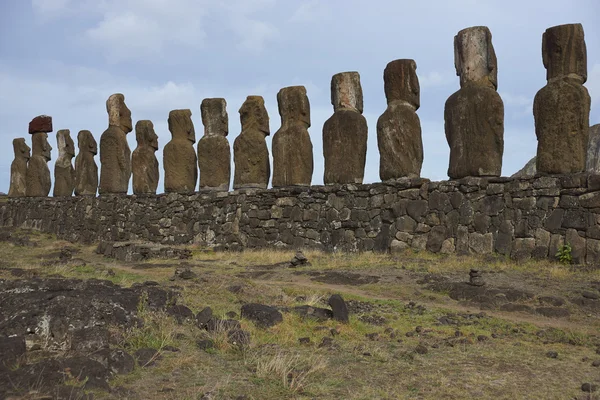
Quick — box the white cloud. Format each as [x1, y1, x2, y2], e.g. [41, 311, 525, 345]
[499, 92, 533, 119]
[31, 0, 73, 18]
[289, 0, 330, 23]
[419, 71, 453, 88]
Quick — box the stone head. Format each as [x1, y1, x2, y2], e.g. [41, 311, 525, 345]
[384, 59, 420, 109]
[57, 129, 75, 159]
[239, 96, 270, 136]
[136, 120, 159, 150]
[78, 130, 97, 155]
[106, 93, 133, 133]
[13, 138, 30, 161]
[331, 72, 363, 113]
[454, 26, 497, 89]
[201, 98, 229, 137]
[32, 132, 52, 161]
[168, 109, 196, 143]
[542, 23, 587, 82]
[277, 86, 310, 128]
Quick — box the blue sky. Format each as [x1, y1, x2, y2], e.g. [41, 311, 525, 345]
[0, 0, 599, 193]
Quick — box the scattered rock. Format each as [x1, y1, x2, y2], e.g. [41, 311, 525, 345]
[167, 305, 194, 324]
[0, 336, 26, 367]
[196, 307, 214, 328]
[365, 333, 380, 341]
[290, 305, 334, 321]
[328, 294, 349, 323]
[538, 296, 565, 307]
[592, 360, 600, 367]
[228, 285, 243, 294]
[468, 269, 485, 286]
[134, 348, 161, 367]
[581, 383, 598, 393]
[206, 319, 241, 332]
[546, 351, 558, 359]
[477, 335, 489, 342]
[173, 267, 197, 280]
[298, 337, 311, 345]
[415, 344, 428, 354]
[227, 330, 251, 347]
[318, 337, 335, 349]
[241, 303, 283, 328]
[290, 251, 309, 267]
[196, 339, 214, 351]
[582, 291, 600, 300]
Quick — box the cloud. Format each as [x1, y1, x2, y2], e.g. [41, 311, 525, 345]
[31, 0, 73, 18]
[419, 71, 454, 88]
[499, 92, 533, 119]
[289, 0, 330, 23]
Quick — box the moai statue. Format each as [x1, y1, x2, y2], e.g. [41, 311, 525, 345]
[377, 60, 423, 180]
[99, 93, 132, 194]
[272, 86, 313, 187]
[323, 72, 368, 184]
[164, 109, 197, 194]
[26, 115, 53, 197]
[233, 96, 270, 189]
[534, 24, 590, 174]
[197, 98, 230, 191]
[8, 138, 30, 197]
[74, 130, 98, 196]
[587, 124, 600, 173]
[132, 120, 159, 194]
[444, 26, 504, 178]
[53, 129, 76, 197]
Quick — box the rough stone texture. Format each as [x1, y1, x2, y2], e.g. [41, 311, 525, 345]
[323, 72, 368, 185]
[445, 26, 504, 178]
[535, 24, 590, 174]
[164, 109, 197, 194]
[28, 115, 53, 134]
[272, 86, 313, 187]
[198, 98, 230, 191]
[26, 132, 52, 197]
[132, 120, 159, 195]
[233, 96, 270, 189]
[240, 303, 283, 328]
[53, 130, 76, 197]
[8, 138, 30, 197]
[99, 94, 133, 195]
[377, 59, 423, 180]
[74, 130, 98, 196]
[328, 294, 349, 323]
[3, 175, 600, 264]
[587, 124, 600, 173]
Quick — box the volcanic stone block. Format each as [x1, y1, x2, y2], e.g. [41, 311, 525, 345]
[26, 119, 53, 197]
[198, 98, 230, 191]
[74, 130, 98, 196]
[323, 72, 368, 184]
[28, 115, 52, 134]
[445, 26, 504, 178]
[233, 96, 270, 189]
[164, 109, 197, 194]
[534, 24, 590, 174]
[272, 86, 313, 187]
[8, 138, 30, 197]
[132, 120, 159, 195]
[53, 130, 76, 197]
[99, 94, 133, 194]
[377, 59, 423, 180]
[587, 124, 600, 173]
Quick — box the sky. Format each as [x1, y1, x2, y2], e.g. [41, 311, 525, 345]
[0, 0, 599, 194]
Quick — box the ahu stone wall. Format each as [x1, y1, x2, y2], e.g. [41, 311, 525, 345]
[3, 174, 600, 264]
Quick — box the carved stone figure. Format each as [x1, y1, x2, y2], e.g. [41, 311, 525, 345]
[26, 115, 53, 197]
[74, 130, 98, 196]
[233, 96, 270, 189]
[377, 59, 423, 180]
[132, 120, 159, 195]
[197, 98, 230, 191]
[164, 109, 197, 194]
[445, 26, 504, 178]
[53, 130, 76, 197]
[272, 86, 313, 187]
[99, 93, 132, 194]
[534, 23, 590, 174]
[587, 124, 600, 173]
[8, 138, 30, 197]
[323, 72, 368, 184]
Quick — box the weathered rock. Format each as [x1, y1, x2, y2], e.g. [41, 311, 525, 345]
[26, 127, 53, 197]
[272, 86, 313, 187]
[99, 94, 133, 194]
[469, 269, 485, 286]
[535, 24, 590, 174]
[377, 59, 423, 180]
[198, 98, 230, 191]
[587, 124, 600, 173]
[445, 26, 504, 178]
[511, 156, 536, 178]
[164, 109, 197, 194]
[323, 72, 368, 184]
[328, 294, 349, 323]
[53, 129, 76, 197]
[134, 347, 161, 367]
[132, 120, 159, 195]
[8, 138, 30, 197]
[74, 130, 98, 196]
[240, 303, 283, 328]
[0, 336, 26, 367]
[28, 114, 52, 133]
[233, 96, 270, 189]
